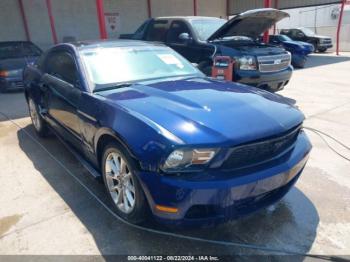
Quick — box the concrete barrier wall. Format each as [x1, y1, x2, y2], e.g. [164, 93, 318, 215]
[197, 0, 226, 18]
[50, 0, 100, 44]
[22, 0, 54, 50]
[104, 0, 148, 37]
[0, 0, 26, 41]
[151, 0, 193, 17]
[0, 0, 225, 49]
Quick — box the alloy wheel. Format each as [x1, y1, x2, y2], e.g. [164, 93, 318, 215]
[29, 99, 41, 131]
[105, 152, 136, 214]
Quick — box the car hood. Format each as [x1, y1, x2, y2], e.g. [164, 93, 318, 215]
[311, 34, 331, 39]
[208, 8, 289, 41]
[224, 44, 286, 55]
[0, 56, 38, 70]
[99, 78, 304, 145]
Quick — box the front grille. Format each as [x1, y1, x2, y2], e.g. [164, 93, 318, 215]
[321, 38, 332, 44]
[258, 54, 291, 73]
[14, 81, 24, 88]
[222, 126, 301, 170]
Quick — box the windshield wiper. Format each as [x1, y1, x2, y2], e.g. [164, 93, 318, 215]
[93, 82, 133, 93]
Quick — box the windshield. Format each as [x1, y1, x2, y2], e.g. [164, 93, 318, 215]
[300, 28, 315, 37]
[278, 35, 292, 42]
[80, 46, 202, 90]
[0, 42, 42, 59]
[190, 18, 226, 41]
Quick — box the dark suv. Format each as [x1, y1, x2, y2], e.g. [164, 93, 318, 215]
[120, 9, 293, 92]
[280, 28, 333, 53]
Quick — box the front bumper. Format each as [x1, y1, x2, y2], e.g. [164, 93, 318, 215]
[138, 131, 311, 226]
[234, 66, 293, 92]
[318, 43, 333, 49]
[0, 76, 24, 91]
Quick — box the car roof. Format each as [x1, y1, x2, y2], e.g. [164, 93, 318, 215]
[67, 39, 166, 50]
[155, 16, 225, 21]
[0, 41, 33, 45]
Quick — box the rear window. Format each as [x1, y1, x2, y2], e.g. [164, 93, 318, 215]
[0, 42, 42, 59]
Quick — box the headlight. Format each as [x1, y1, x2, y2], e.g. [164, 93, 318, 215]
[163, 148, 217, 171]
[0, 70, 9, 77]
[238, 56, 257, 70]
[0, 69, 21, 77]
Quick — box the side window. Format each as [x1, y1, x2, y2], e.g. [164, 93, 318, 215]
[290, 30, 302, 38]
[134, 19, 149, 35]
[167, 21, 192, 44]
[46, 52, 79, 85]
[281, 30, 291, 37]
[145, 20, 169, 42]
[295, 30, 305, 38]
[22, 43, 42, 56]
[270, 36, 278, 43]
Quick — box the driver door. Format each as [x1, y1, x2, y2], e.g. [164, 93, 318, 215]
[166, 20, 199, 63]
[291, 29, 307, 42]
[42, 50, 82, 148]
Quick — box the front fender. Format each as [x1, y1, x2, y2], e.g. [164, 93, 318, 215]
[93, 102, 181, 172]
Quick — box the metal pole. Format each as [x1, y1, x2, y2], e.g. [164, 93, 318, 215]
[147, 0, 152, 18]
[46, 0, 58, 44]
[263, 0, 271, 43]
[18, 0, 30, 41]
[193, 0, 197, 16]
[273, 0, 279, 34]
[336, 0, 346, 55]
[226, 0, 230, 19]
[96, 0, 107, 39]
[314, 7, 318, 34]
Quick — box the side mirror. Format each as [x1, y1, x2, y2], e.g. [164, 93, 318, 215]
[297, 32, 304, 38]
[179, 32, 192, 43]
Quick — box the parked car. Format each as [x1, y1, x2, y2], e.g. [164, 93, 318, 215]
[0, 41, 42, 92]
[121, 9, 293, 92]
[268, 35, 314, 68]
[23, 40, 311, 226]
[280, 28, 333, 53]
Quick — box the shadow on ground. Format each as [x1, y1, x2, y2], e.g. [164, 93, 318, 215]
[16, 124, 320, 258]
[303, 54, 350, 69]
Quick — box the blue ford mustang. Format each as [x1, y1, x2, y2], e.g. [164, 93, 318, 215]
[23, 40, 311, 226]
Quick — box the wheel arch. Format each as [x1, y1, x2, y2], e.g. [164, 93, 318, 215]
[94, 128, 139, 170]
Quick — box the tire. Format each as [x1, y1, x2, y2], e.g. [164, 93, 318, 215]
[101, 141, 147, 224]
[312, 42, 318, 53]
[292, 56, 306, 68]
[318, 47, 327, 53]
[28, 97, 49, 137]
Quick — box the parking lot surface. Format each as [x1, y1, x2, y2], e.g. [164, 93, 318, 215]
[0, 53, 350, 257]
